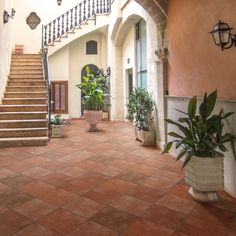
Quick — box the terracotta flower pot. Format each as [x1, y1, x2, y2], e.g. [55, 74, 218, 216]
[84, 110, 102, 131]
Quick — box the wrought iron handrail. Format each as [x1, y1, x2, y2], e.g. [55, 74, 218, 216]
[42, 26, 52, 139]
[43, 0, 111, 46]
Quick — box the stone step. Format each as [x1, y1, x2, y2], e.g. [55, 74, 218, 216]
[12, 54, 41, 59]
[0, 111, 47, 120]
[0, 136, 48, 147]
[0, 127, 48, 138]
[11, 65, 43, 70]
[10, 70, 43, 75]
[4, 92, 46, 98]
[2, 98, 47, 105]
[8, 81, 46, 86]
[9, 74, 44, 79]
[0, 104, 47, 112]
[6, 86, 46, 92]
[11, 61, 42, 66]
[8, 78, 44, 82]
[0, 119, 48, 128]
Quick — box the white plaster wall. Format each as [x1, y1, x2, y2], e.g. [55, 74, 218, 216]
[122, 26, 135, 118]
[0, 0, 13, 99]
[166, 96, 236, 197]
[59, 32, 107, 118]
[11, 0, 85, 53]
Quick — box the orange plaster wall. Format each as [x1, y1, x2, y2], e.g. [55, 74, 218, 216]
[168, 0, 236, 100]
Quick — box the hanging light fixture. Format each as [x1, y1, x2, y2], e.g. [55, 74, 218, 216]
[57, 0, 62, 6]
[210, 20, 236, 51]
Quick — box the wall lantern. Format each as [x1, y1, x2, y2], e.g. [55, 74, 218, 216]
[210, 20, 236, 50]
[3, 8, 16, 24]
[107, 67, 111, 76]
[57, 0, 62, 6]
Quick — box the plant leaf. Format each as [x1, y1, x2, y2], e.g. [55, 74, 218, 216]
[168, 132, 183, 139]
[188, 96, 197, 120]
[162, 142, 173, 154]
[176, 149, 187, 161]
[183, 152, 192, 167]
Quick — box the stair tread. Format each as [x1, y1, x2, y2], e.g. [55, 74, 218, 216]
[3, 98, 46, 100]
[0, 119, 48, 123]
[5, 92, 46, 93]
[0, 111, 47, 114]
[0, 137, 49, 141]
[0, 104, 47, 107]
[0, 127, 47, 131]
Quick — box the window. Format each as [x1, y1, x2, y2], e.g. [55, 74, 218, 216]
[51, 81, 68, 114]
[86, 40, 97, 54]
[135, 19, 147, 89]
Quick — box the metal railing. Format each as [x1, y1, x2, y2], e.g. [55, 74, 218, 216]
[43, 0, 111, 46]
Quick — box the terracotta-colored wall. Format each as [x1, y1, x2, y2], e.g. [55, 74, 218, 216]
[168, 0, 236, 100]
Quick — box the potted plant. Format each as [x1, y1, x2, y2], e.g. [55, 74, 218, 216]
[76, 66, 105, 131]
[51, 114, 70, 138]
[126, 88, 155, 146]
[162, 90, 236, 202]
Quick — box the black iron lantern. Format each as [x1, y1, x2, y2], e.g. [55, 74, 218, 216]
[57, 0, 62, 6]
[106, 66, 111, 76]
[210, 20, 236, 50]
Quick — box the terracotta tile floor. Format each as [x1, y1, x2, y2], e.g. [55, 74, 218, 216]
[0, 120, 236, 236]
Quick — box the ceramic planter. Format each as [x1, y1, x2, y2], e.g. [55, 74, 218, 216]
[51, 124, 63, 138]
[135, 127, 155, 146]
[84, 110, 102, 131]
[185, 155, 224, 202]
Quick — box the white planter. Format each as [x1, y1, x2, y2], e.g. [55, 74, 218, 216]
[51, 124, 63, 138]
[84, 110, 102, 132]
[185, 156, 224, 202]
[135, 127, 155, 146]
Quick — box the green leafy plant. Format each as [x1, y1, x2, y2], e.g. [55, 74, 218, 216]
[76, 66, 105, 110]
[51, 114, 70, 126]
[162, 90, 236, 167]
[126, 88, 154, 131]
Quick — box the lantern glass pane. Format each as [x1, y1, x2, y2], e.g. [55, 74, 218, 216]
[220, 31, 230, 44]
[212, 31, 220, 45]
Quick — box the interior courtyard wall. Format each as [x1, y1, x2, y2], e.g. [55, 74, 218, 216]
[0, 0, 13, 99]
[109, 0, 167, 147]
[11, 0, 81, 53]
[167, 0, 236, 197]
[68, 32, 107, 118]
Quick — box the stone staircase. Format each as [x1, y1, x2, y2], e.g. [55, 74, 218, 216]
[0, 54, 49, 147]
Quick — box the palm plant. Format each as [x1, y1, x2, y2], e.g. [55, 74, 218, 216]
[76, 66, 105, 110]
[162, 90, 236, 167]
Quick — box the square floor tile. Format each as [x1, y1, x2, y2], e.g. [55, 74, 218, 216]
[0, 190, 34, 208]
[127, 185, 164, 203]
[100, 178, 137, 194]
[0, 210, 33, 236]
[117, 171, 148, 184]
[84, 186, 121, 204]
[156, 194, 197, 214]
[109, 195, 152, 216]
[91, 206, 137, 232]
[19, 181, 55, 196]
[142, 177, 176, 192]
[0, 167, 14, 179]
[67, 221, 118, 236]
[12, 223, 60, 236]
[57, 166, 87, 178]
[143, 205, 186, 230]
[14, 198, 57, 220]
[0, 173, 34, 188]
[65, 196, 105, 218]
[40, 188, 78, 207]
[0, 183, 11, 194]
[38, 208, 86, 235]
[40, 173, 72, 187]
[22, 167, 53, 179]
[124, 219, 174, 236]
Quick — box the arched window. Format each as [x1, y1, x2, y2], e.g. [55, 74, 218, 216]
[86, 40, 98, 54]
